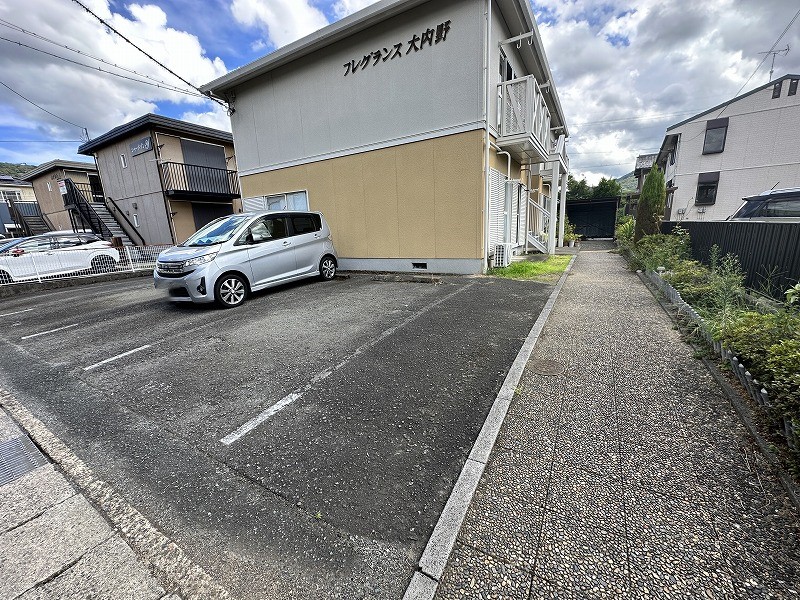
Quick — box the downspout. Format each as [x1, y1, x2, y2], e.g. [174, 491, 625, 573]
[483, 0, 492, 272]
[490, 142, 511, 179]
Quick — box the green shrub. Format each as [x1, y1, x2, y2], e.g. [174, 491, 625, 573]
[615, 219, 635, 251]
[663, 260, 714, 306]
[766, 339, 800, 418]
[717, 311, 800, 382]
[629, 231, 691, 271]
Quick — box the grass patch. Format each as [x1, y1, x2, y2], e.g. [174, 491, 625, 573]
[487, 255, 571, 280]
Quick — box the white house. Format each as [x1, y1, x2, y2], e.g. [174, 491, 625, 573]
[657, 74, 800, 221]
[202, 0, 569, 274]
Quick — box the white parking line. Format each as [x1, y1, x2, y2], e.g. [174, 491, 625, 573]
[83, 345, 152, 372]
[0, 308, 34, 318]
[21, 323, 80, 340]
[220, 282, 475, 446]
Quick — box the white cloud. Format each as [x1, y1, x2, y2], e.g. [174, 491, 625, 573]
[0, 0, 228, 163]
[535, 0, 800, 183]
[230, 0, 329, 48]
[180, 105, 232, 132]
[332, 0, 380, 19]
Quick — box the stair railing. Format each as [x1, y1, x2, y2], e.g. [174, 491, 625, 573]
[62, 179, 114, 240]
[5, 195, 46, 236]
[104, 197, 146, 246]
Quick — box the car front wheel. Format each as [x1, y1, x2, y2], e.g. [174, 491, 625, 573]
[215, 273, 247, 308]
[0, 270, 12, 284]
[319, 255, 337, 281]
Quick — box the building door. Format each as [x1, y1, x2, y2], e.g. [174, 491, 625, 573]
[180, 139, 228, 193]
[192, 203, 233, 231]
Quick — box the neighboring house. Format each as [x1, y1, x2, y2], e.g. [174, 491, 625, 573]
[78, 114, 240, 245]
[657, 74, 800, 221]
[0, 174, 39, 237]
[21, 160, 101, 232]
[201, 0, 569, 274]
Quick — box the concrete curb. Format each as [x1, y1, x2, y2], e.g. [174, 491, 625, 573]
[403, 255, 577, 600]
[0, 389, 231, 600]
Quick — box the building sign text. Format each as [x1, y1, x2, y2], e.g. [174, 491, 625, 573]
[343, 20, 451, 77]
[130, 136, 153, 156]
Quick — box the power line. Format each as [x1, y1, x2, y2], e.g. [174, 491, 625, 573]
[0, 18, 206, 98]
[0, 37, 209, 99]
[0, 140, 84, 143]
[0, 81, 88, 140]
[68, 0, 230, 113]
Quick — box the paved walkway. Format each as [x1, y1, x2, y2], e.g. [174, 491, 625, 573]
[435, 241, 800, 599]
[0, 408, 176, 600]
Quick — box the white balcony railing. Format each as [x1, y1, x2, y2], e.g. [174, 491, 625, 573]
[498, 76, 551, 152]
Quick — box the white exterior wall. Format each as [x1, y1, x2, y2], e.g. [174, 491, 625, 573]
[669, 81, 800, 221]
[231, 0, 485, 176]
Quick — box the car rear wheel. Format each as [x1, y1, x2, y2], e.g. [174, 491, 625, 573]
[319, 255, 337, 281]
[215, 273, 247, 308]
[0, 270, 12, 284]
[91, 255, 116, 273]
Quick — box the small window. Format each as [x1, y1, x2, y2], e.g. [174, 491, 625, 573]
[773, 81, 783, 98]
[291, 215, 316, 235]
[120, 154, 128, 168]
[789, 79, 798, 96]
[46, 181, 52, 192]
[133, 214, 139, 227]
[702, 118, 728, 154]
[695, 172, 720, 205]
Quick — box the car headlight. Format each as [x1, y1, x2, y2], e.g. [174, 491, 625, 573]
[184, 252, 218, 268]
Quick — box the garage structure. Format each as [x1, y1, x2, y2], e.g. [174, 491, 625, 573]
[202, 0, 569, 274]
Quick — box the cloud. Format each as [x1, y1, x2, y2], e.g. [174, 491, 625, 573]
[0, 0, 228, 164]
[230, 0, 329, 48]
[534, 0, 800, 183]
[331, 0, 379, 19]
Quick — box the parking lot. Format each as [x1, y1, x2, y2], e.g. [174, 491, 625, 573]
[0, 273, 553, 599]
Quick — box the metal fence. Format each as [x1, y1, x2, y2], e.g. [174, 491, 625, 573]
[661, 220, 800, 298]
[0, 245, 170, 286]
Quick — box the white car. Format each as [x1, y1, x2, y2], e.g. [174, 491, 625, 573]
[0, 233, 120, 284]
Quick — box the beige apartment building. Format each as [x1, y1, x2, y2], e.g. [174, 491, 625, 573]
[21, 160, 100, 232]
[202, 0, 569, 273]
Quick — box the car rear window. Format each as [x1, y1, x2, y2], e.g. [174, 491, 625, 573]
[761, 198, 800, 217]
[292, 215, 317, 235]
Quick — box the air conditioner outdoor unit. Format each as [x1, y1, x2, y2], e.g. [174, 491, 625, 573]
[494, 243, 513, 268]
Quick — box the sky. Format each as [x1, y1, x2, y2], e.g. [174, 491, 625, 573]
[1, 0, 799, 184]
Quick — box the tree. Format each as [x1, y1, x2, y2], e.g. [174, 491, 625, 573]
[566, 174, 592, 201]
[592, 176, 622, 199]
[633, 164, 666, 242]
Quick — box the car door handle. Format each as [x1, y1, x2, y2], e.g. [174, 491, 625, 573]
[282, 241, 291, 246]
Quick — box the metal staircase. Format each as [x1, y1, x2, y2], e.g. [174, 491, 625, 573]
[6, 197, 52, 236]
[526, 193, 551, 254]
[62, 179, 138, 246]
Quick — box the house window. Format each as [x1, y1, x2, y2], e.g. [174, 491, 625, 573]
[133, 214, 139, 227]
[773, 81, 782, 98]
[46, 181, 52, 192]
[265, 191, 309, 211]
[695, 172, 720, 205]
[789, 79, 798, 96]
[120, 154, 128, 169]
[702, 118, 728, 154]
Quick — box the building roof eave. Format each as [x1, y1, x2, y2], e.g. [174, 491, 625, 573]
[20, 159, 98, 181]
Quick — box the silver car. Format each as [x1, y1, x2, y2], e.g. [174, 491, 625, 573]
[154, 211, 338, 307]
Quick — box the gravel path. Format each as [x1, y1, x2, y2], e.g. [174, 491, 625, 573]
[434, 241, 800, 599]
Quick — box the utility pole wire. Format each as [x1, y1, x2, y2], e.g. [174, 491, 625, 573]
[0, 80, 88, 140]
[69, 0, 229, 112]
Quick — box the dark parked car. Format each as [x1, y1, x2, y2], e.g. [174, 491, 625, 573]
[729, 188, 800, 222]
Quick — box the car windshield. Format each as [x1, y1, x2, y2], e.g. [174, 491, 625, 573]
[181, 215, 250, 247]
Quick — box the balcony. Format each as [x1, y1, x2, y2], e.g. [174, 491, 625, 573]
[159, 162, 240, 201]
[496, 75, 553, 165]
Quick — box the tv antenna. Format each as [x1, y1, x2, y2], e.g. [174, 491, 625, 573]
[759, 45, 790, 80]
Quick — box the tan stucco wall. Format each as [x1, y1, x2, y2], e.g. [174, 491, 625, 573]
[169, 200, 194, 243]
[240, 130, 485, 260]
[29, 168, 96, 231]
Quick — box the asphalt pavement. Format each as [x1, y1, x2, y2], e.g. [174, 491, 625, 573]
[0, 272, 555, 599]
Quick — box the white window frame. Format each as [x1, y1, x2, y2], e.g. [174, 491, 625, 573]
[120, 154, 128, 169]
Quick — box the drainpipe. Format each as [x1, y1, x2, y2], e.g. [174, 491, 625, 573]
[490, 142, 511, 179]
[482, 0, 492, 272]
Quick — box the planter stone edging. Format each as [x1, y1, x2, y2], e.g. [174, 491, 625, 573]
[643, 270, 799, 452]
